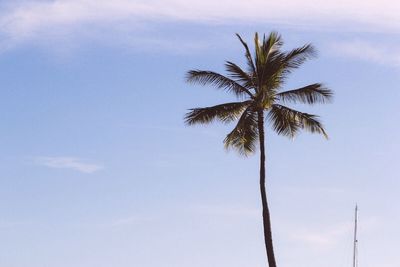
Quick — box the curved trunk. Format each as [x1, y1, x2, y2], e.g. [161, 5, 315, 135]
[257, 110, 277, 267]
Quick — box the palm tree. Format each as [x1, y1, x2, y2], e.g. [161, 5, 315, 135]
[184, 32, 333, 267]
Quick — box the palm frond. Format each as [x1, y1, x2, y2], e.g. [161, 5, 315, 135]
[283, 44, 317, 70]
[236, 33, 256, 74]
[255, 33, 286, 90]
[268, 104, 328, 138]
[263, 32, 283, 56]
[255, 32, 283, 75]
[276, 83, 333, 104]
[260, 44, 316, 92]
[224, 107, 259, 155]
[186, 70, 253, 98]
[185, 101, 251, 125]
[254, 33, 265, 72]
[262, 51, 286, 91]
[225, 61, 255, 90]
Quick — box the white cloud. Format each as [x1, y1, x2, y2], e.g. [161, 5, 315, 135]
[283, 216, 381, 249]
[2, 0, 400, 28]
[290, 222, 352, 248]
[331, 40, 400, 67]
[0, 220, 29, 228]
[106, 216, 154, 227]
[1, 0, 400, 51]
[34, 156, 103, 174]
[193, 204, 260, 219]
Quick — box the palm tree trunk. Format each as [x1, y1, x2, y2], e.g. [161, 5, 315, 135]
[257, 110, 277, 267]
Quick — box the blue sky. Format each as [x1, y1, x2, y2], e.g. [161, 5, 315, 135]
[0, 1, 400, 267]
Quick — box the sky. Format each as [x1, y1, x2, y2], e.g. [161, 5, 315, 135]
[0, 1, 399, 267]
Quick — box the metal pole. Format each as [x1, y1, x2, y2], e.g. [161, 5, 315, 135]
[353, 204, 358, 267]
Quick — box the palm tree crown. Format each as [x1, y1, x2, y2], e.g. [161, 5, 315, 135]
[185, 32, 332, 154]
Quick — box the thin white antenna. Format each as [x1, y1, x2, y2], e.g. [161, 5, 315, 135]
[353, 204, 358, 267]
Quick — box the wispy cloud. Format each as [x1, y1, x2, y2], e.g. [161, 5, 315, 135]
[290, 222, 352, 248]
[107, 216, 153, 227]
[75, 215, 154, 229]
[281, 216, 381, 249]
[331, 40, 400, 67]
[193, 204, 260, 219]
[0, 220, 30, 229]
[34, 156, 103, 174]
[1, 0, 400, 51]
